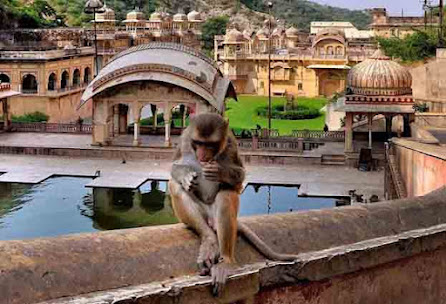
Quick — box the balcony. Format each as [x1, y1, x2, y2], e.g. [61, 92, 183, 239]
[313, 54, 346, 60]
[228, 73, 248, 80]
[46, 83, 88, 97]
[21, 89, 38, 95]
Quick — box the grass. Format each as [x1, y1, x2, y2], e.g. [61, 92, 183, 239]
[225, 95, 327, 135]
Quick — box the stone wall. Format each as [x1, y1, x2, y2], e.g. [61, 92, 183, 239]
[392, 138, 446, 197]
[411, 49, 446, 113]
[0, 187, 445, 304]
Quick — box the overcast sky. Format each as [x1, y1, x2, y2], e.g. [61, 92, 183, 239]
[310, 0, 429, 16]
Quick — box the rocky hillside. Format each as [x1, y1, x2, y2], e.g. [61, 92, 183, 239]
[2, 0, 371, 31]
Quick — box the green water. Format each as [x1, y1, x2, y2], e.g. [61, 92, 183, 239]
[0, 177, 337, 241]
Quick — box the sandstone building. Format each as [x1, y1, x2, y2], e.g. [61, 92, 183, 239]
[215, 21, 377, 97]
[0, 45, 94, 123]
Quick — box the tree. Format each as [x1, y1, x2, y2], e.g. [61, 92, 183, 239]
[200, 16, 229, 54]
[378, 30, 440, 62]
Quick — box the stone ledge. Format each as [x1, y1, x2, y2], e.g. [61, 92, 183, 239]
[0, 187, 445, 304]
[42, 222, 446, 304]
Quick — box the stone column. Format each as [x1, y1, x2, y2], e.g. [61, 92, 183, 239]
[344, 112, 353, 152]
[403, 114, 411, 137]
[385, 115, 393, 141]
[2, 99, 9, 130]
[132, 104, 141, 147]
[368, 112, 373, 149]
[164, 109, 172, 147]
[113, 105, 119, 137]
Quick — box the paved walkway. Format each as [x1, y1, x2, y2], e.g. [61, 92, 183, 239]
[0, 154, 384, 198]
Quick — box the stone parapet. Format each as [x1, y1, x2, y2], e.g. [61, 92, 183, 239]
[0, 187, 445, 303]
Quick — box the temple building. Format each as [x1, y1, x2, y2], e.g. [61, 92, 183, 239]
[215, 21, 377, 97]
[80, 43, 236, 147]
[370, 8, 439, 38]
[336, 49, 415, 155]
[94, 7, 204, 69]
[0, 45, 95, 123]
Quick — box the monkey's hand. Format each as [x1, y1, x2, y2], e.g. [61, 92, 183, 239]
[201, 161, 225, 182]
[181, 171, 198, 192]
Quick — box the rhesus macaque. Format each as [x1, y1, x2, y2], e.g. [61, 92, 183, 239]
[169, 113, 297, 296]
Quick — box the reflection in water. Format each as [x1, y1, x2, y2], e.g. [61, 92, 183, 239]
[0, 178, 338, 240]
[81, 181, 178, 230]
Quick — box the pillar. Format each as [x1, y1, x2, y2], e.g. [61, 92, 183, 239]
[113, 105, 119, 137]
[164, 109, 172, 147]
[368, 112, 373, 149]
[403, 114, 411, 137]
[132, 104, 141, 147]
[344, 112, 353, 152]
[385, 115, 393, 141]
[2, 99, 9, 130]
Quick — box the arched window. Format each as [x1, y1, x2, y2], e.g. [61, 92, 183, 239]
[0, 73, 10, 83]
[73, 69, 80, 87]
[84, 67, 91, 84]
[48, 73, 57, 91]
[22, 74, 38, 93]
[61, 70, 69, 89]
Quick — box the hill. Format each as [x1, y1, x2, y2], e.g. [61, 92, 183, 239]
[2, 0, 371, 31]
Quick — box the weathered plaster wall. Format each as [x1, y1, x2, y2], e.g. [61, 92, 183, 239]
[0, 188, 445, 304]
[1, 93, 92, 123]
[411, 49, 446, 113]
[255, 248, 446, 304]
[393, 138, 446, 197]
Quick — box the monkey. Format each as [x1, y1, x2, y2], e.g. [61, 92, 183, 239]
[168, 113, 298, 297]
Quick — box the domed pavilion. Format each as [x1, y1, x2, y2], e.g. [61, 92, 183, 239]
[336, 49, 415, 153]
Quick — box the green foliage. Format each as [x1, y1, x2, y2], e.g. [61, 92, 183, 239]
[201, 16, 229, 53]
[225, 95, 327, 134]
[12, 111, 49, 122]
[0, 0, 58, 29]
[413, 103, 429, 113]
[257, 104, 320, 120]
[140, 113, 164, 126]
[241, 0, 371, 31]
[378, 30, 441, 62]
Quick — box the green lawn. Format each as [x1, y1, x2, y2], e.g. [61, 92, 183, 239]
[225, 95, 327, 135]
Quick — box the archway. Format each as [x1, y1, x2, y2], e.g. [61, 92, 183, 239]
[22, 74, 38, 93]
[84, 67, 91, 84]
[318, 70, 345, 97]
[0, 73, 10, 83]
[61, 71, 69, 89]
[73, 69, 81, 87]
[171, 104, 193, 128]
[48, 73, 57, 91]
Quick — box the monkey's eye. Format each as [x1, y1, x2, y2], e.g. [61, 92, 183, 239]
[192, 140, 220, 150]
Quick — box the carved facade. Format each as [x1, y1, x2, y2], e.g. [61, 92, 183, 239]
[94, 6, 204, 68]
[215, 21, 377, 97]
[0, 46, 95, 123]
[80, 43, 235, 147]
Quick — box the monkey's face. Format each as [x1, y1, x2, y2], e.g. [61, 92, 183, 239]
[192, 138, 221, 162]
[190, 113, 229, 162]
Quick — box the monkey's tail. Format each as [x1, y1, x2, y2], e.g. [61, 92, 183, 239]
[238, 222, 298, 261]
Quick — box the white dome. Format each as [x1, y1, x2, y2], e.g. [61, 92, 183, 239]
[187, 10, 202, 21]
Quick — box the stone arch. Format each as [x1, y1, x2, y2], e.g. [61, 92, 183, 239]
[22, 74, 38, 93]
[0, 73, 10, 83]
[61, 70, 70, 89]
[318, 70, 345, 97]
[48, 73, 57, 91]
[84, 67, 91, 83]
[81, 43, 236, 147]
[170, 103, 194, 128]
[73, 69, 81, 86]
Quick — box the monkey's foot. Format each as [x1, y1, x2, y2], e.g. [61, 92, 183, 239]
[211, 261, 238, 297]
[197, 236, 219, 276]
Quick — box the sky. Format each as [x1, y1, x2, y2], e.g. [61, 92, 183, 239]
[310, 0, 429, 16]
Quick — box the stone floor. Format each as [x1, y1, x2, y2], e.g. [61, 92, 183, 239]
[0, 154, 384, 198]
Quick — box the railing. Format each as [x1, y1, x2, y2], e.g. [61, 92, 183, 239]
[291, 130, 344, 141]
[46, 83, 88, 96]
[385, 143, 407, 199]
[10, 122, 92, 134]
[237, 137, 323, 152]
[21, 89, 38, 94]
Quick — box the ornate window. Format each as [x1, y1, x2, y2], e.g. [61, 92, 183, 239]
[22, 74, 38, 94]
[48, 73, 57, 91]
